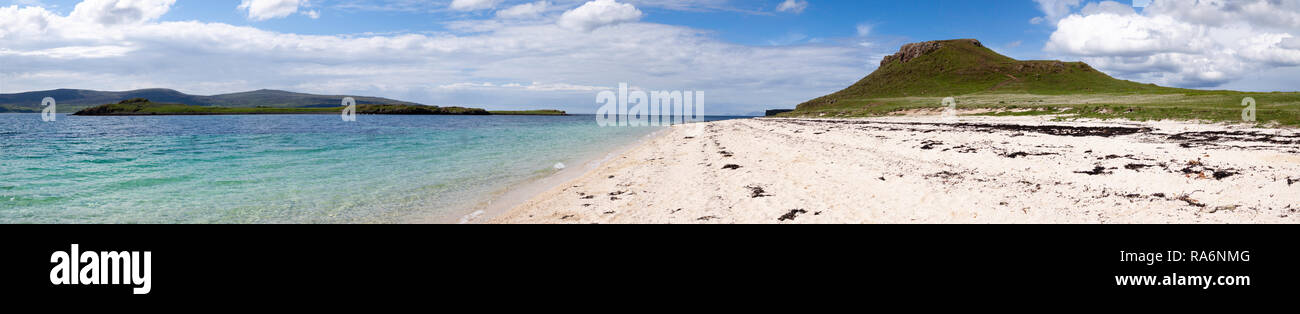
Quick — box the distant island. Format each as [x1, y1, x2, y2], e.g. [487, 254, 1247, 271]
[72, 98, 565, 116]
[0, 88, 565, 116]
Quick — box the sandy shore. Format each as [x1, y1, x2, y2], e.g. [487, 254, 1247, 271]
[450, 128, 667, 224]
[493, 115, 1300, 224]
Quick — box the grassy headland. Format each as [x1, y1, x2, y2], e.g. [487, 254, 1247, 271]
[785, 39, 1300, 126]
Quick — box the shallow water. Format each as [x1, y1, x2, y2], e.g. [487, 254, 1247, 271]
[0, 113, 743, 223]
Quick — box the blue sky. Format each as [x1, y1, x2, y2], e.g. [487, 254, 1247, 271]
[20, 0, 1056, 57]
[3, 0, 1299, 114]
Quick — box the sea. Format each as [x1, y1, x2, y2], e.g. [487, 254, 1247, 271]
[0, 113, 750, 223]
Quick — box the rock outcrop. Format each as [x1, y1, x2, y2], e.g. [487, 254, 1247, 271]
[765, 109, 794, 116]
[880, 39, 983, 67]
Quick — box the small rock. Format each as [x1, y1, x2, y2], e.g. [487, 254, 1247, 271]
[778, 209, 809, 221]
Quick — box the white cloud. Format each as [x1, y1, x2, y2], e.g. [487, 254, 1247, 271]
[0, 5, 57, 38]
[626, 0, 739, 13]
[775, 0, 806, 14]
[855, 23, 871, 37]
[439, 81, 608, 92]
[0, 0, 872, 114]
[70, 0, 174, 25]
[497, 1, 550, 19]
[0, 45, 135, 59]
[1030, 0, 1081, 24]
[1078, 0, 1134, 16]
[766, 32, 807, 46]
[1044, 0, 1300, 88]
[1283, 37, 1300, 50]
[450, 0, 502, 11]
[238, 0, 303, 21]
[558, 0, 642, 32]
[1144, 0, 1300, 31]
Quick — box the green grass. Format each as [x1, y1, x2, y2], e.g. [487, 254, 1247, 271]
[786, 39, 1300, 126]
[0, 105, 38, 113]
[787, 93, 1300, 126]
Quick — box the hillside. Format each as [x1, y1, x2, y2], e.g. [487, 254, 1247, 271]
[0, 88, 421, 112]
[788, 39, 1300, 126]
[73, 98, 491, 116]
[797, 39, 1184, 111]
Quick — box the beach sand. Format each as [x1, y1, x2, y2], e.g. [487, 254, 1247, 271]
[492, 115, 1300, 224]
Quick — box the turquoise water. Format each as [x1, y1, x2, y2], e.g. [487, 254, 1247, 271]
[0, 113, 694, 223]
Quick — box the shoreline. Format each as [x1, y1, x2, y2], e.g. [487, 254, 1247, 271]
[493, 115, 1300, 224]
[446, 126, 671, 224]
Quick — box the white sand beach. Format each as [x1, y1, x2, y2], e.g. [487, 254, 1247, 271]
[493, 115, 1300, 224]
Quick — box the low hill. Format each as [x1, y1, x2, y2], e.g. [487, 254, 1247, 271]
[0, 88, 421, 112]
[73, 98, 491, 116]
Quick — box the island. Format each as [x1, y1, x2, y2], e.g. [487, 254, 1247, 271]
[72, 98, 566, 116]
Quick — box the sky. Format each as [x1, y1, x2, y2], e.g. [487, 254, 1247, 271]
[1, 0, 1298, 115]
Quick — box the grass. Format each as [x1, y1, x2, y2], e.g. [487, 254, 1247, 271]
[0, 105, 38, 113]
[787, 92, 1300, 126]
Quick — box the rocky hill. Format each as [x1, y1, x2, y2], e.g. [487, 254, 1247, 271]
[795, 39, 1183, 112]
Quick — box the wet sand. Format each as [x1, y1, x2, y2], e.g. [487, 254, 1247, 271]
[493, 115, 1300, 224]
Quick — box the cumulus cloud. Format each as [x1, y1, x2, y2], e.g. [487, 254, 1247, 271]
[450, 0, 503, 11]
[558, 0, 642, 32]
[0, 6, 57, 38]
[497, 1, 550, 19]
[1044, 0, 1300, 88]
[0, 0, 871, 114]
[238, 0, 304, 21]
[70, 0, 174, 25]
[775, 0, 806, 14]
[1078, 0, 1134, 16]
[1144, 0, 1300, 31]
